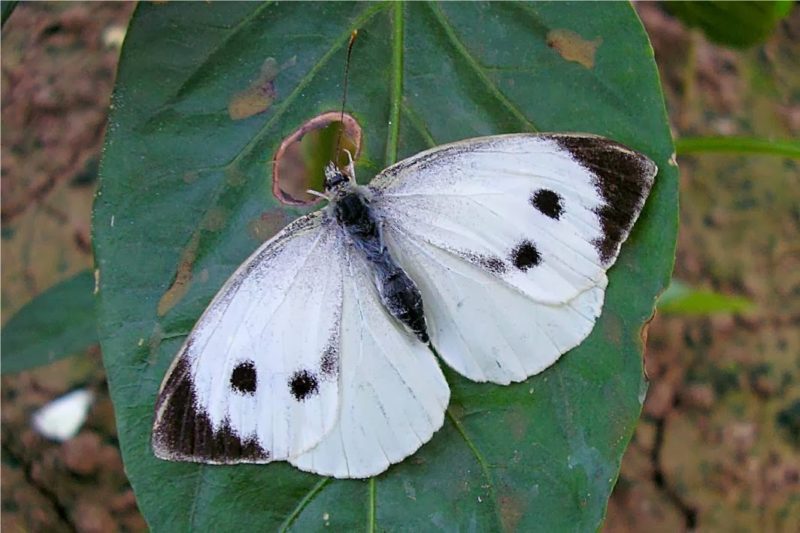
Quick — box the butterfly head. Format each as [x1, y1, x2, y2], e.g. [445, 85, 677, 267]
[324, 161, 353, 194]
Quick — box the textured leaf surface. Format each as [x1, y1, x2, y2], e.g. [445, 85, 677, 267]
[94, 2, 677, 531]
[1, 270, 96, 374]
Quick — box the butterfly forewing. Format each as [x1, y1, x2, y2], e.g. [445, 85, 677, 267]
[370, 134, 656, 304]
[152, 213, 345, 463]
[369, 133, 656, 384]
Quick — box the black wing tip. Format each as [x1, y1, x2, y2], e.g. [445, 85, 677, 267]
[553, 134, 658, 265]
[152, 357, 271, 464]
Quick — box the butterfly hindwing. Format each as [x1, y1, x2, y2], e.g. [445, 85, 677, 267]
[290, 247, 450, 478]
[152, 213, 345, 463]
[387, 230, 608, 384]
[370, 133, 656, 384]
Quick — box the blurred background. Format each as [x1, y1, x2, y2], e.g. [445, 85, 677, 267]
[1, 2, 798, 531]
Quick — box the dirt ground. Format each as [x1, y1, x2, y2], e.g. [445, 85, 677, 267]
[1, 3, 798, 532]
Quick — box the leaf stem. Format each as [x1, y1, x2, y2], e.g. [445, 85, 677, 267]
[401, 102, 437, 148]
[367, 477, 376, 533]
[675, 136, 800, 158]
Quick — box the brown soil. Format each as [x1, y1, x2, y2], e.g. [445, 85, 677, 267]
[1, 2, 798, 531]
[604, 4, 800, 532]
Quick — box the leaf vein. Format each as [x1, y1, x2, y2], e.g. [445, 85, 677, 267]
[278, 477, 332, 532]
[400, 102, 437, 149]
[228, 3, 389, 169]
[385, 2, 404, 166]
[445, 410, 505, 531]
[427, 3, 537, 133]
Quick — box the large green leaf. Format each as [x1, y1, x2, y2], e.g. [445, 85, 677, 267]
[94, 2, 677, 530]
[1, 270, 97, 374]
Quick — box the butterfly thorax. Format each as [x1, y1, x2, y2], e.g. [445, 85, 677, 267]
[327, 172, 429, 344]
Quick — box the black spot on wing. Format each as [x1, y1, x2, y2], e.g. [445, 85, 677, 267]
[554, 135, 656, 265]
[230, 361, 257, 395]
[531, 189, 564, 220]
[289, 369, 319, 401]
[511, 240, 541, 271]
[153, 357, 270, 462]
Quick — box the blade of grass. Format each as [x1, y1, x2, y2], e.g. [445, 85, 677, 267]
[676, 136, 800, 159]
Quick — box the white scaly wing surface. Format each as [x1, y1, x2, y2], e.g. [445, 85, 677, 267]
[370, 133, 656, 384]
[153, 212, 345, 463]
[290, 247, 450, 478]
[389, 231, 606, 384]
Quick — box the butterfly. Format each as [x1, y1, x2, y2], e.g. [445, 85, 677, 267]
[152, 133, 657, 478]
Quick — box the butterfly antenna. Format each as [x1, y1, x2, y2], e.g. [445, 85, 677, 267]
[334, 29, 359, 171]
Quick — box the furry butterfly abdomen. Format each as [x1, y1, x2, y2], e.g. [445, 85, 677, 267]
[152, 133, 657, 478]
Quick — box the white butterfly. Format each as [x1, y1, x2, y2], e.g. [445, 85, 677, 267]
[152, 133, 657, 478]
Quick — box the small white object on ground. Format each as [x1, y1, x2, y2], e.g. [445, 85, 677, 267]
[31, 388, 94, 442]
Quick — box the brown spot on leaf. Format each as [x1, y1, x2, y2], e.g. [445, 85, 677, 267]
[273, 112, 362, 206]
[603, 312, 623, 346]
[546, 29, 602, 69]
[504, 407, 529, 441]
[203, 207, 227, 232]
[247, 211, 288, 242]
[228, 56, 296, 120]
[157, 232, 200, 317]
[225, 166, 248, 188]
[498, 491, 525, 531]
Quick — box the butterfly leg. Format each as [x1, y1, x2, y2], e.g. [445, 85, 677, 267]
[343, 149, 356, 182]
[306, 189, 331, 201]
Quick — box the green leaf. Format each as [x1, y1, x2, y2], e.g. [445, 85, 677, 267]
[666, 1, 794, 48]
[1, 270, 97, 374]
[657, 280, 754, 316]
[675, 136, 800, 159]
[1, 1, 19, 29]
[94, 2, 677, 530]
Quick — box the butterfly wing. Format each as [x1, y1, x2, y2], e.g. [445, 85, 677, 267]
[369, 133, 657, 384]
[290, 246, 450, 478]
[152, 213, 345, 463]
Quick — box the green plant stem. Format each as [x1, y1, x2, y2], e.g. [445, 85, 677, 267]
[676, 137, 800, 159]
